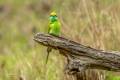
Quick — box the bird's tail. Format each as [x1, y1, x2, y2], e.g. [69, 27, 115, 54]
[46, 47, 52, 64]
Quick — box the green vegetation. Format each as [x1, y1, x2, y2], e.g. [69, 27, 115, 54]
[0, 0, 120, 80]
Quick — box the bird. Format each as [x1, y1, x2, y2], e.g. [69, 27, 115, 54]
[46, 11, 61, 64]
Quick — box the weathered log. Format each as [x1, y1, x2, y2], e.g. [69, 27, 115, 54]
[34, 33, 120, 73]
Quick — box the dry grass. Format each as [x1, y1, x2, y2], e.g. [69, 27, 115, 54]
[0, 0, 120, 80]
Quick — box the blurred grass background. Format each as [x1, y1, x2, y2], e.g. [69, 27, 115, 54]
[0, 0, 120, 80]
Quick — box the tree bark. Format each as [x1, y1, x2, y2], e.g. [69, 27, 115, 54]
[34, 33, 120, 80]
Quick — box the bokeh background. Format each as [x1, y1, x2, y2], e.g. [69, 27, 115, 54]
[0, 0, 120, 80]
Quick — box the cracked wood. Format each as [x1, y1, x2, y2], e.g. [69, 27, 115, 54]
[34, 33, 120, 72]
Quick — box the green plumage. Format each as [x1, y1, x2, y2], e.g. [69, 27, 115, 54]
[46, 12, 61, 64]
[48, 21, 61, 36]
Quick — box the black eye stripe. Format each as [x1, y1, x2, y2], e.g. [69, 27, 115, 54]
[50, 15, 57, 17]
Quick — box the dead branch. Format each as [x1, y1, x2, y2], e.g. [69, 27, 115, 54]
[34, 33, 120, 73]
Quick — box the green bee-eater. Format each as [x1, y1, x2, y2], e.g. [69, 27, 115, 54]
[46, 11, 61, 64]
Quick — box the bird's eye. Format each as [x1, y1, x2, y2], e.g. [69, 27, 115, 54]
[53, 16, 57, 19]
[54, 15, 57, 17]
